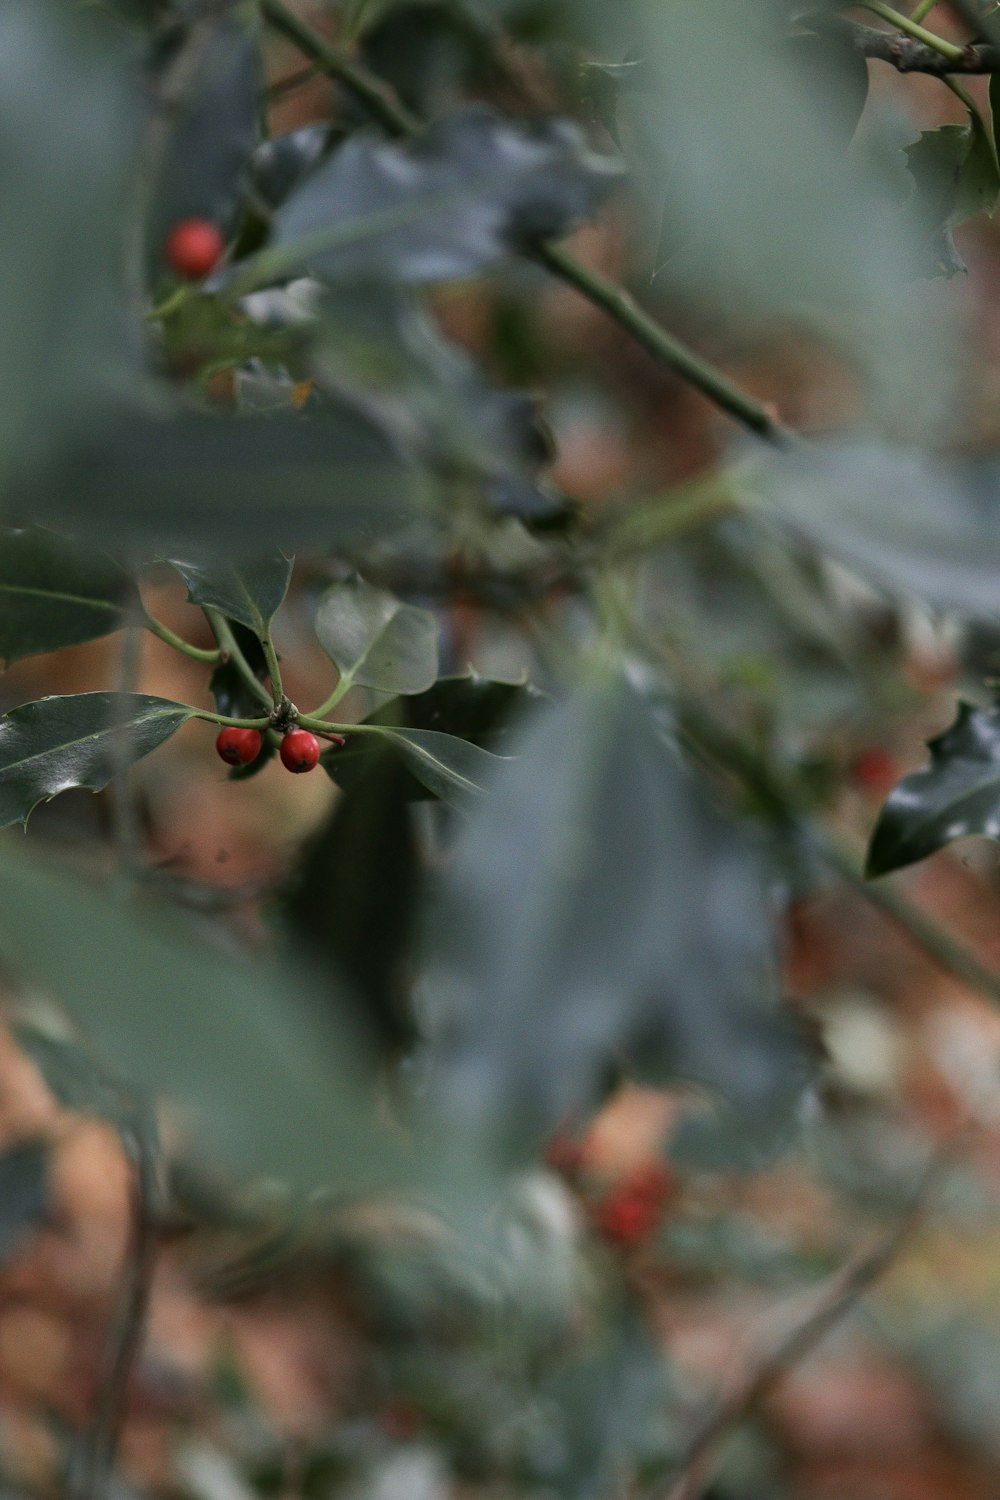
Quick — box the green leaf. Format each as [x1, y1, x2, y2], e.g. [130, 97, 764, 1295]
[314, 575, 439, 695]
[271, 105, 621, 285]
[866, 701, 1000, 876]
[904, 107, 1000, 275]
[283, 751, 421, 1056]
[170, 550, 292, 635]
[11, 408, 428, 556]
[324, 672, 542, 799]
[0, 846, 409, 1193]
[420, 679, 809, 1166]
[0, 527, 130, 666]
[0, 1140, 48, 1267]
[0, 692, 193, 828]
[751, 439, 1000, 620]
[0, 3, 142, 495]
[370, 727, 501, 806]
[148, 15, 262, 265]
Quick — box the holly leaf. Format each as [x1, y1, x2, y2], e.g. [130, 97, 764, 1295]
[0, 847, 409, 1194]
[283, 750, 421, 1056]
[904, 105, 1000, 275]
[374, 727, 500, 804]
[250, 125, 335, 212]
[0, 526, 130, 666]
[419, 678, 810, 1167]
[147, 14, 262, 266]
[314, 574, 439, 696]
[272, 105, 621, 284]
[324, 672, 542, 798]
[169, 550, 292, 635]
[0, 693, 193, 828]
[867, 700, 1000, 875]
[12, 407, 427, 555]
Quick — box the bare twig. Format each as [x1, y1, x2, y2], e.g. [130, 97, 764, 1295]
[832, 17, 1000, 73]
[655, 1134, 962, 1500]
[72, 1110, 161, 1500]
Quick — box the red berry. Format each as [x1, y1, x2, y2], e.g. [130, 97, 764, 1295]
[163, 218, 225, 280]
[850, 747, 899, 797]
[593, 1190, 658, 1247]
[623, 1161, 675, 1209]
[280, 728, 321, 774]
[215, 727, 262, 767]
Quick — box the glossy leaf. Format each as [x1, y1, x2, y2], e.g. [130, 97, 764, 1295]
[0, 3, 141, 496]
[273, 105, 621, 284]
[316, 289, 568, 526]
[904, 106, 1000, 276]
[0, 527, 130, 666]
[0, 1140, 48, 1266]
[170, 550, 292, 635]
[283, 751, 421, 1056]
[315, 575, 439, 695]
[147, 15, 262, 264]
[0, 693, 193, 828]
[324, 672, 542, 799]
[420, 679, 809, 1166]
[0, 847, 408, 1193]
[750, 439, 1000, 619]
[12, 408, 427, 555]
[250, 126, 335, 212]
[867, 701, 1000, 876]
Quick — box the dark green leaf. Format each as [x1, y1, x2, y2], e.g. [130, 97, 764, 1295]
[14, 1023, 135, 1129]
[170, 549, 292, 635]
[0, 693, 193, 828]
[324, 672, 541, 798]
[283, 751, 421, 1056]
[0, 527, 130, 666]
[0, 1140, 48, 1266]
[272, 105, 621, 284]
[0, 3, 142, 496]
[867, 700, 1000, 875]
[904, 108, 1000, 276]
[752, 439, 1000, 619]
[371, 727, 501, 805]
[315, 289, 567, 526]
[0, 846, 407, 1192]
[148, 15, 262, 265]
[250, 126, 335, 212]
[420, 679, 809, 1166]
[314, 575, 438, 695]
[12, 408, 428, 555]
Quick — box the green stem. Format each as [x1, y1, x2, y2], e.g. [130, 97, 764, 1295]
[259, 0, 419, 135]
[203, 610, 275, 711]
[144, 613, 222, 664]
[146, 285, 191, 322]
[861, 0, 965, 59]
[255, 0, 792, 449]
[910, 0, 938, 22]
[537, 245, 791, 447]
[191, 708, 272, 729]
[306, 675, 352, 722]
[262, 636, 284, 704]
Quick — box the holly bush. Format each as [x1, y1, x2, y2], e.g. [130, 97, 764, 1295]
[7, 0, 1000, 1496]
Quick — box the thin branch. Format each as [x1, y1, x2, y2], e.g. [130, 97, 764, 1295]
[656, 1133, 962, 1500]
[257, 0, 790, 447]
[72, 1111, 160, 1500]
[832, 17, 1000, 73]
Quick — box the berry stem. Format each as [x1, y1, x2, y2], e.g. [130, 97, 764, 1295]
[191, 709, 272, 730]
[143, 612, 222, 664]
[262, 634, 284, 704]
[204, 610, 274, 712]
[306, 673, 351, 722]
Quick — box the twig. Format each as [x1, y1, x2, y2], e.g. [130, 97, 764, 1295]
[655, 1134, 961, 1500]
[830, 17, 999, 74]
[72, 1110, 161, 1500]
[257, 0, 790, 447]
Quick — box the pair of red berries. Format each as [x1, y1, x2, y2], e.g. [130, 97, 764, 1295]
[163, 218, 226, 281]
[216, 726, 322, 774]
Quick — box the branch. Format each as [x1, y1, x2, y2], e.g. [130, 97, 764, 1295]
[72, 1110, 160, 1500]
[257, 0, 790, 447]
[834, 17, 1000, 74]
[656, 1133, 962, 1500]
